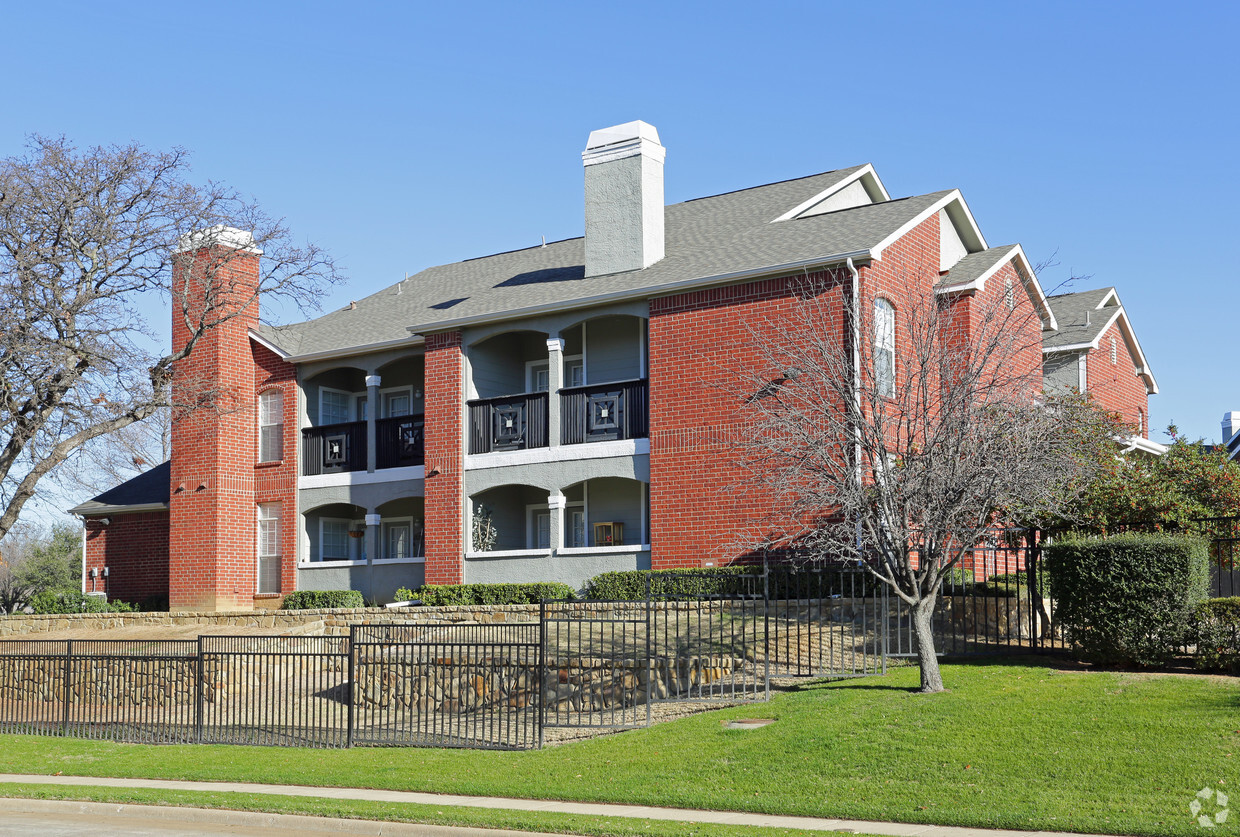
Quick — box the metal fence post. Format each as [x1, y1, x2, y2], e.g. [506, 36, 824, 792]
[195, 636, 204, 744]
[538, 600, 547, 749]
[762, 559, 770, 701]
[346, 625, 356, 748]
[61, 640, 72, 736]
[881, 584, 889, 675]
[645, 573, 653, 728]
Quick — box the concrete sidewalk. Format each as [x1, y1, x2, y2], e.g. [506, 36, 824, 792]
[0, 773, 1123, 837]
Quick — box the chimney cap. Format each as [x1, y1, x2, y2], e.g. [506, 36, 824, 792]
[173, 225, 262, 255]
[586, 120, 661, 151]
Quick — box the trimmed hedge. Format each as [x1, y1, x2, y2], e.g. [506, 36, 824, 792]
[1045, 533, 1209, 666]
[395, 583, 575, 606]
[1195, 597, 1240, 673]
[280, 590, 365, 610]
[28, 591, 137, 614]
[585, 567, 753, 601]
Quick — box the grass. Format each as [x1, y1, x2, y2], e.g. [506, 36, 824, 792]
[0, 784, 862, 837]
[0, 657, 1234, 835]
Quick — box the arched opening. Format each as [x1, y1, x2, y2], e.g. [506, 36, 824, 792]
[557, 315, 649, 446]
[303, 502, 368, 563]
[467, 330, 550, 454]
[303, 366, 368, 475]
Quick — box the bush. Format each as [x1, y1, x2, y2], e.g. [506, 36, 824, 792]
[1045, 533, 1209, 666]
[585, 567, 754, 601]
[27, 591, 136, 614]
[1194, 597, 1240, 673]
[280, 590, 365, 610]
[397, 583, 574, 606]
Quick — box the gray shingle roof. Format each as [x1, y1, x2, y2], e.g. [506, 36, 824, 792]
[260, 166, 956, 359]
[1043, 288, 1119, 350]
[937, 245, 1019, 289]
[68, 461, 170, 516]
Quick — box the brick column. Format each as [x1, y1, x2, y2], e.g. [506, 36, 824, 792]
[423, 331, 465, 584]
[168, 229, 261, 612]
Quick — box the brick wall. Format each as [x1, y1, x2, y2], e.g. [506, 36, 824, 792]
[83, 511, 170, 605]
[1086, 321, 1150, 437]
[648, 270, 850, 568]
[168, 246, 261, 612]
[253, 341, 299, 593]
[423, 331, 465, 583]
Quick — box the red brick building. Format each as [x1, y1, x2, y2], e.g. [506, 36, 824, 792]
[70, 121, 1158, 611]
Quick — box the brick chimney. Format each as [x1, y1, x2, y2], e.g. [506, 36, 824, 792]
[582, 120, 665, 278]
[168, 226, 262, 612]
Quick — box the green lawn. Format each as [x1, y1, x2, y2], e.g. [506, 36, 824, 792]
[0, 657, 1234, 836]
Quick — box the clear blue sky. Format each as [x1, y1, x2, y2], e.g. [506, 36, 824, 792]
[2, 0, 1236, 450]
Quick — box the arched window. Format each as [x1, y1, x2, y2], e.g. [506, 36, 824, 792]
[874, 298, 895, 398]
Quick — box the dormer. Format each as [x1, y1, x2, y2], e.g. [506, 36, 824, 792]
[772, 164, 890, 222]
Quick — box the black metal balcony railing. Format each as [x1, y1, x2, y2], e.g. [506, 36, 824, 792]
[561, 379, 648, 445]
[377, 415, 425, 469]
[302, 420, 367, 476]
[468, 392, 549, 454]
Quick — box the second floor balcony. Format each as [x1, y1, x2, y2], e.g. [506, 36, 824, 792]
[302, 415, 424, 476]
[468, 380, 648, 455]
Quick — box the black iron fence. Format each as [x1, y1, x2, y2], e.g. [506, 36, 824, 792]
[0, 549, 1103, 751]
[560, 379, 648, 445]
[468, 393, 549, 454]
[301, 421, 367, 476]
[376, 415, 425, 469]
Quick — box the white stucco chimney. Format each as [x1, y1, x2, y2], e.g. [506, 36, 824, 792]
[582, 120, 665, 278]
[1223, 412, 1240, 444]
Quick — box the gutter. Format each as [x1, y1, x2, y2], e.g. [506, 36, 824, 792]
[847, 256, 864, 552]
[66, 502, 170, 517]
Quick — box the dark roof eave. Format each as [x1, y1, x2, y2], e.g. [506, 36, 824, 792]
[68, 501, 170, 517]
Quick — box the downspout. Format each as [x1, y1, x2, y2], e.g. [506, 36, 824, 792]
[77, 516, 87, 595]
[847, 257, 863, 555]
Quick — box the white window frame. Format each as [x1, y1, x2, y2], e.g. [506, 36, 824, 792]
[257, 389, 284, 463]
[319, 387, 355, 426]
[1110, 337, 1117, 365]
[873, 298, 896, 399]
[379, 516, 425, 561]
[526, 355, 584, 393]
[257, 503, 281, 594]
[380, 386, 415, 418]
[318, 517, 364, 563]
[525, 501, 586, 549]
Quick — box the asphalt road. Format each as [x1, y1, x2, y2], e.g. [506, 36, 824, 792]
[0, 799, 561, 837]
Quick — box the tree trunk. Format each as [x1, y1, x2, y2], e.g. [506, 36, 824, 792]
[912, 595, 945, 693]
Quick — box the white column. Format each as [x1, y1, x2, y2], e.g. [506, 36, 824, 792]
[547, 491, 566, 554]
[546, 337, 564, 448]
[365, 374, 381, 472]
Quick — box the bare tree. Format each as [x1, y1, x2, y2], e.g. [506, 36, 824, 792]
[735, 269, 1117, 692]
[0, 136, 342, 541]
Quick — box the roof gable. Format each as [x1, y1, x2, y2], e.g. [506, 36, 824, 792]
[1043, 288, 1157, 394]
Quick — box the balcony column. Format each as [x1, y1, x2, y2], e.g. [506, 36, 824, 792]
[546, 337, 564, 448]
[365, 374, 380, 473]
[364, 511, 381, 602]
[547, 491, 566, 555]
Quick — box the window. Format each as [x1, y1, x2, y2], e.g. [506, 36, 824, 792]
[1110, 338, 1117, 365]
[1137, 408, 1145, 436]
[873, 298, 895, 398]
[383, 390, 411, 417]
[528, 503, 585, 549]
[256, 504, 281, 594]
[320, 389, 351, 425]
[528, 356, 584, 392]
[257, 390, 283, 463]
[319, 518, 364, 562]
[1004, 276, 1015, 311]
